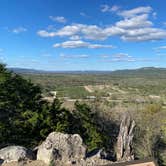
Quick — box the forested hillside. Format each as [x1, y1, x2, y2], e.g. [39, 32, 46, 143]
[0, 64, 166, 165]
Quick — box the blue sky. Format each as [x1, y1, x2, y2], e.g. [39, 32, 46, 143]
[0, 0, 166, 71]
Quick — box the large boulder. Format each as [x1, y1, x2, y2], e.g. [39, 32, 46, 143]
[0, 146, 34, 164]
[37, 132, 86, 165]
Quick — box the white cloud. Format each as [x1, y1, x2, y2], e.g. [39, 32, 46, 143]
[155, 46, 166, 49]
[101, 53, 130, 59]
[12, 27, 27, 34]
[38, 24, 108, 40]
[60, 53, 89, 58]
[107, 57, 152, 63]
[49, 16, 67, 23]
[69, 35, 81, 40]
[108, 58, 135, 62]
[80, 12, 90, 17]
[156, 53, 166, 56]
[115, 14, 152, 29]
[53, 40, 114, 49]
[37, 30, 56, 37]
[100, 54, 110, 58]
[113, 53, 129, 58]
[100, 4, 120, 12]
[100, 4, 110, 12]
[121, 28, 166, 41]
[56, 24, 83, 36]
[37, 6, 166, 42]
[112, 53, 134, 61]
[111, 5, 121, 12]
[118, 6, 152, 18]
[101, 53, 154, 63]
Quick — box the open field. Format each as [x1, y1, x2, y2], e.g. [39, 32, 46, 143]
[17, 67, 166, 111]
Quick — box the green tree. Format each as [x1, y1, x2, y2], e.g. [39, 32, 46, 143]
[73, 101, 106, 152]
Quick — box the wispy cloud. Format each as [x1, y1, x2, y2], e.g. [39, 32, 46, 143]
[80, 12, 90, 18]
[60, 53, 89, 59]
[155, 46, 166, 50]
[106, 58, 154, 63]
[112, 53, 130, 58]
[41, 53, 52, 57]
[156, 53, 166, 56]
[49, 16, 67, 23]
[100, 4, 120, 12]
[53, 40, 114, 49]
[12, 27, 27, 34]
[101, 53, 156, 63]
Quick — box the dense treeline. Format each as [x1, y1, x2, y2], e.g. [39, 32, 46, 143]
[0, 64, 111, 153]
[21, 68, 166, 97]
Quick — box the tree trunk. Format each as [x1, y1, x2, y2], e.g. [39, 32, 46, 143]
[116, 114, 135, 161]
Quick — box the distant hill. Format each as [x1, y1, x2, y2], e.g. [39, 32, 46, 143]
[9, 68, 113, 74]
[110, 67, 166, 78]
[8, 68, 49, 74]
[9, 67, 166, 78]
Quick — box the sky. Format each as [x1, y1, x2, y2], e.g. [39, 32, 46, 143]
[0, 0, 166, 71]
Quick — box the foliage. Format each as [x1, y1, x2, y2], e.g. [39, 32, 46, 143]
[133, 103, 166, 164]
[0, 64, 110, 152]
[1, 64, 166, 164]
[73, 101, 106, 152]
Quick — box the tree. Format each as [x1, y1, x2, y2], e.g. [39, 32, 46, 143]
[73, 101, 106, 152]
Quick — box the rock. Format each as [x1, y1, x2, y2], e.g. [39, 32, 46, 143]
[0, 146, 34, 164]
[86, 148, 108, 160]
[85, 150, 112, 166]
[37, 132, 86, 165]
[116, 114, 135, 161]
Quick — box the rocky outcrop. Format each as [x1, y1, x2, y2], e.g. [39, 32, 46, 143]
[37, 132, 86, 165]
[116, 114, 135, 161]
[37, 132, 113, 166]
[0, 146, 34, 164]
[0, 122, 137, 166]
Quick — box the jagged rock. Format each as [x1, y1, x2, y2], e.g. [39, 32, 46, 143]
[37, 132, 113, 166]
[116, 114, 135, 161]
[0, 146, 34, 164]
[37, 132, 86, 165]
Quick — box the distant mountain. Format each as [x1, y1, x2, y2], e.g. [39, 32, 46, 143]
[9, 67, 166, 78]
[9, 68, 53, 74]
[110, 67, 166, 78]
[9, 68, 113, 74]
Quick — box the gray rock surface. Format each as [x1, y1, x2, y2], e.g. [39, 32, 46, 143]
[37, 132, 113, 166]
[37, 132, 86, 165]
[0, 146, 34, 164]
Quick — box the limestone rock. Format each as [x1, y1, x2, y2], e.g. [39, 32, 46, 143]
[0, 146, 34, 164]
[37, 132, 86, 165]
